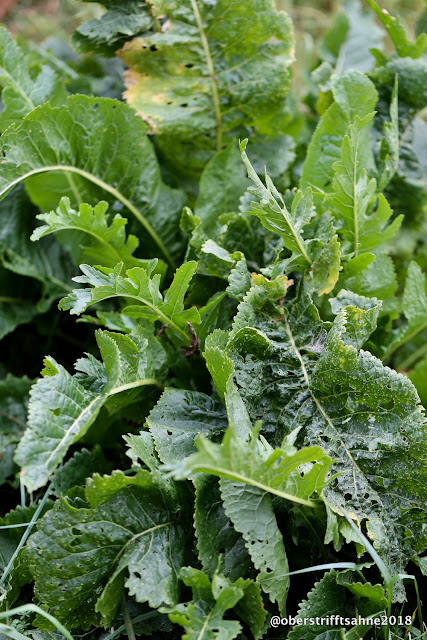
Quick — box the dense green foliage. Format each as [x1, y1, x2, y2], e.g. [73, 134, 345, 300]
[0, 1, 426, 639]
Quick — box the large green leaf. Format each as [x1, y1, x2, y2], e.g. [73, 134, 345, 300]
[120, 0, 294, 169]
[300, 71, 378, 193]
[146, 388, 228, 464]
[73, 0, 153, 57]
[0, 96, 185, 266]
[26, 470, 186, 628]
[59, 261, 200, 346]
[32, 196, 166, 276]
[0, 27, 65, 131]
[15, 329, 167, 491]
[163, 567, 266, 640]
[0, 375, 32, 484]
[220, 278, 427, 588]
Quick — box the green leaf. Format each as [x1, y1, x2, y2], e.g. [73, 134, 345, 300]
[194, 475, 252, 583]
[319, 0, 384, 74]
[15, 329, 166, 491]
[121, 0, 294, 162]
[167, 422, 332, 509]
[59, 261, 199, 345]
[408, 353, 427, 408]
[146, 389, 228, 465]
[163, 567, 266, 640]
[51, 446, 114, 497]
[195, 144, 250, 236]
[301, 71, 378, 193]
[73, 0, 153, 57]
[32, 196, 167, 276]
[365, 0, 427, 58]
[288, 571, 384, 640]
[383, 262, 427, 365]
[0, 266, 42, 340]
[0, 186, 74, 313]
[0, 27, 65, 131]
[0, 95, 185, 267]
[225, 283, 427, 585]
[326, 114, 402, 255]
[26, 470, 185, 628]
[0, 375, 32, 484]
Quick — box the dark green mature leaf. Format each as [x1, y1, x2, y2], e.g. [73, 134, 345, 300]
[26, 470, 185, 628]
[301, 71, 378, 193]
[0, 27, 65, 131]
[383, 262, 427, 366]
[51, 446, 114, 497]
[0, 187, 73, 312]
[288, 571, 385, 640]
[194, 475, 252, 583]
[0, 266, 41, 340]
[195, 144, 250, 235]
[223, 279, 427, 587]
[15, 329, 166, 491]
[0, 375, 32, 484]
[146, 388, 228, 464]
[0, 95, 185, 266]
[326, 114, 402, 255]
[163, 567, 266, 640]
[59, 261, 199, 346]
[32, 197, 166, 276]
[74, 1, 153, 57]
[365, 0, 427, 58]
[121, 0, 294, 166]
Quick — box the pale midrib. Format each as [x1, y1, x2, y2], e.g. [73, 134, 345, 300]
[0, 166, 175, 268]
[112, 521, 172, 568]
[0, 67, 34, 112]
[190, 0, 223, 152]
[190, 464, 315, 507]
[44, 377, 161, 468]
[88, 291, 189, 343]
[40, 223, 124, 266]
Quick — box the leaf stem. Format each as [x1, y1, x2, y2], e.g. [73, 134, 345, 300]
[0, 166, 175, 269]
[121, 593, 136, 640]
[190, 0, 223, 152]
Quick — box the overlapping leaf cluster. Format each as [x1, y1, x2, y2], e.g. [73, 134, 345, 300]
[0, 1, 426, 639]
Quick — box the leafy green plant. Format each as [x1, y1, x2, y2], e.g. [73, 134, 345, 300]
[0, 0, 426, 639]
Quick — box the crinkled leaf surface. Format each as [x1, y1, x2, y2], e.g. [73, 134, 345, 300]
[223, 279, 427, 588]
[15, 329, 166, 491]
[121, 0, 294, 163]
[0, 95, 185, 265]
[74, 0, 153, 56]
[26, 470, 185, 629]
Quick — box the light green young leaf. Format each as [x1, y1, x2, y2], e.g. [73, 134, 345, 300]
[0, 27, 65, 131]
[0, 96, 185, 267]
[121, 0, 294, 161]
[15, 329, 166, 491]
[167, 424, 332, 509]
[365, 0, 427, 58]
[73, 0, 153, 56]
[301, 71, 378, 193]
[59, 261, 200, 345]
[32, 197, 166, 276]
[26, 470, 185, 629]
[163, 567, 266, 640]
[326, 114, 402, 255]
